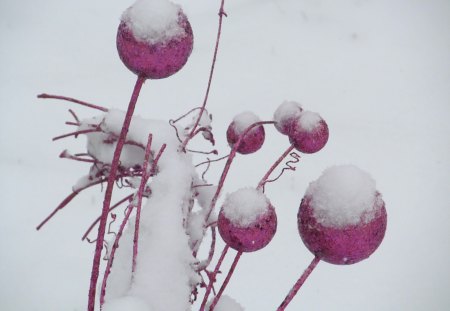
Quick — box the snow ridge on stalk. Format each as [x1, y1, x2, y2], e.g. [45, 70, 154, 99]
[100, 111, 201, 310]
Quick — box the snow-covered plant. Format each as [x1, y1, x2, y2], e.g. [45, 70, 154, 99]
[36, 0, 387, 310]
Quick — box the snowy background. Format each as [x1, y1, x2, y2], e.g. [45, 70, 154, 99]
[1, 0, 449, 310]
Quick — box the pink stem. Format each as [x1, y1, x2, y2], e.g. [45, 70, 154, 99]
[36, 178, 106, 230]
[88, 75, 146, 311]
[52, 128, 101, 141]
[99, 204, 134, 306]
[195, 225, 217, 271]
[81, 194, 134, 241]
[171, 107, 206, 124]
[195, 155, 229, 168]
[276, 256, 321, 311]
[204, 121, 275, 224]
[180, 0, 227, 150]
[257, 144, 295, 190]
[60, 150, 97, 164]
[199, 245, 229, 311]
[132, 134, 153, 273]
[99, 142, 166, 306]
[209, 251, 242, 310]
[38, 93, 108, 112]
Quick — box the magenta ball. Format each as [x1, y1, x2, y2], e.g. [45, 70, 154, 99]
[276, 116, 299, 136]
[226, 121, 265, 155]
[298, 195, 387, 265]
[116, 13, 193, 79]
[218, 205, 277, 253]
[289, 119, 329, 154]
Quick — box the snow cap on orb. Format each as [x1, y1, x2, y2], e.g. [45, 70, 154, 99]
[218, 188, 277, 252]
[298, 165, 387, 265]
[117, 0, 194, 79]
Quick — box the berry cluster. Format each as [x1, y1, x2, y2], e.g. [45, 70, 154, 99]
[37, 1, 387, 310]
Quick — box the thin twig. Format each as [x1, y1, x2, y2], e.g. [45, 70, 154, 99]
[38, 93, 108, 112]
[180, 0, 227, 150]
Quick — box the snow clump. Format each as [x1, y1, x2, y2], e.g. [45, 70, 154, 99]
[273, 100, 302, 135]
[222, 188, 270, 227]
[298, 110, 322, 132]
[103, 296, 150, 311]
[121, 0, 185, 44]
[206, 295, 245, 311]
[306, 165, 380, 228]
[233, 111, 261, 133]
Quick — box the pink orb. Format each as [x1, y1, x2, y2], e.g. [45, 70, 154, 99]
[275, 115, 300, 136]
[116, 13, 193, 79]
[298, 194, 387, 265]
[226, 121, 265, 155]
[289, 119, 329, 154]
[218, 205, 277, 253]
[273, 101, 303, 136]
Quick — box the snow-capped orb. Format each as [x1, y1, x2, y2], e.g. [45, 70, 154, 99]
[117, 0, 194, 79]
[218, 188, 277, 252]
[273, 100, 303, 135]
[298, 165, 387, 265]
[226, 111, 265, 154]
[206, 295, 245, 311]
[288, 110, 329, 154]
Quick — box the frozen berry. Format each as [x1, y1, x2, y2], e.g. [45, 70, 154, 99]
[298, 165, 387, 265]
[273, 101, 303, 135]
[218, 188, 277, 252]
[117, 0, 194, 79]
[226, 111, 265, 155]
[289, 111, 329, 154]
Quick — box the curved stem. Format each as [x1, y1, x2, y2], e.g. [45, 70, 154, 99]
[204, 121, 275, 224]
[81, 194, 134, 241]
[38, 93, 108, 112]
[199, 245, 229, 311]
[276, 256, 320, 311]
[88, 75, 146, 311]
[257, 144, 295, 190]
[180, 0, 227, 150]
[209, 251, 242, 310]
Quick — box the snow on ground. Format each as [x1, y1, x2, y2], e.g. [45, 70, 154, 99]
[0, 0, 449, 310]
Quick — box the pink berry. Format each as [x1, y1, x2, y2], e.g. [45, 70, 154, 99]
[226, 112, 265, 155]
[218, 205, 277, 252]
[273, 101, 303, 136]
[298, 165, 387, 265]
[218, 188, 277, 252]
[116, 12, 193, 79]
[288, 111, 329, 154]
